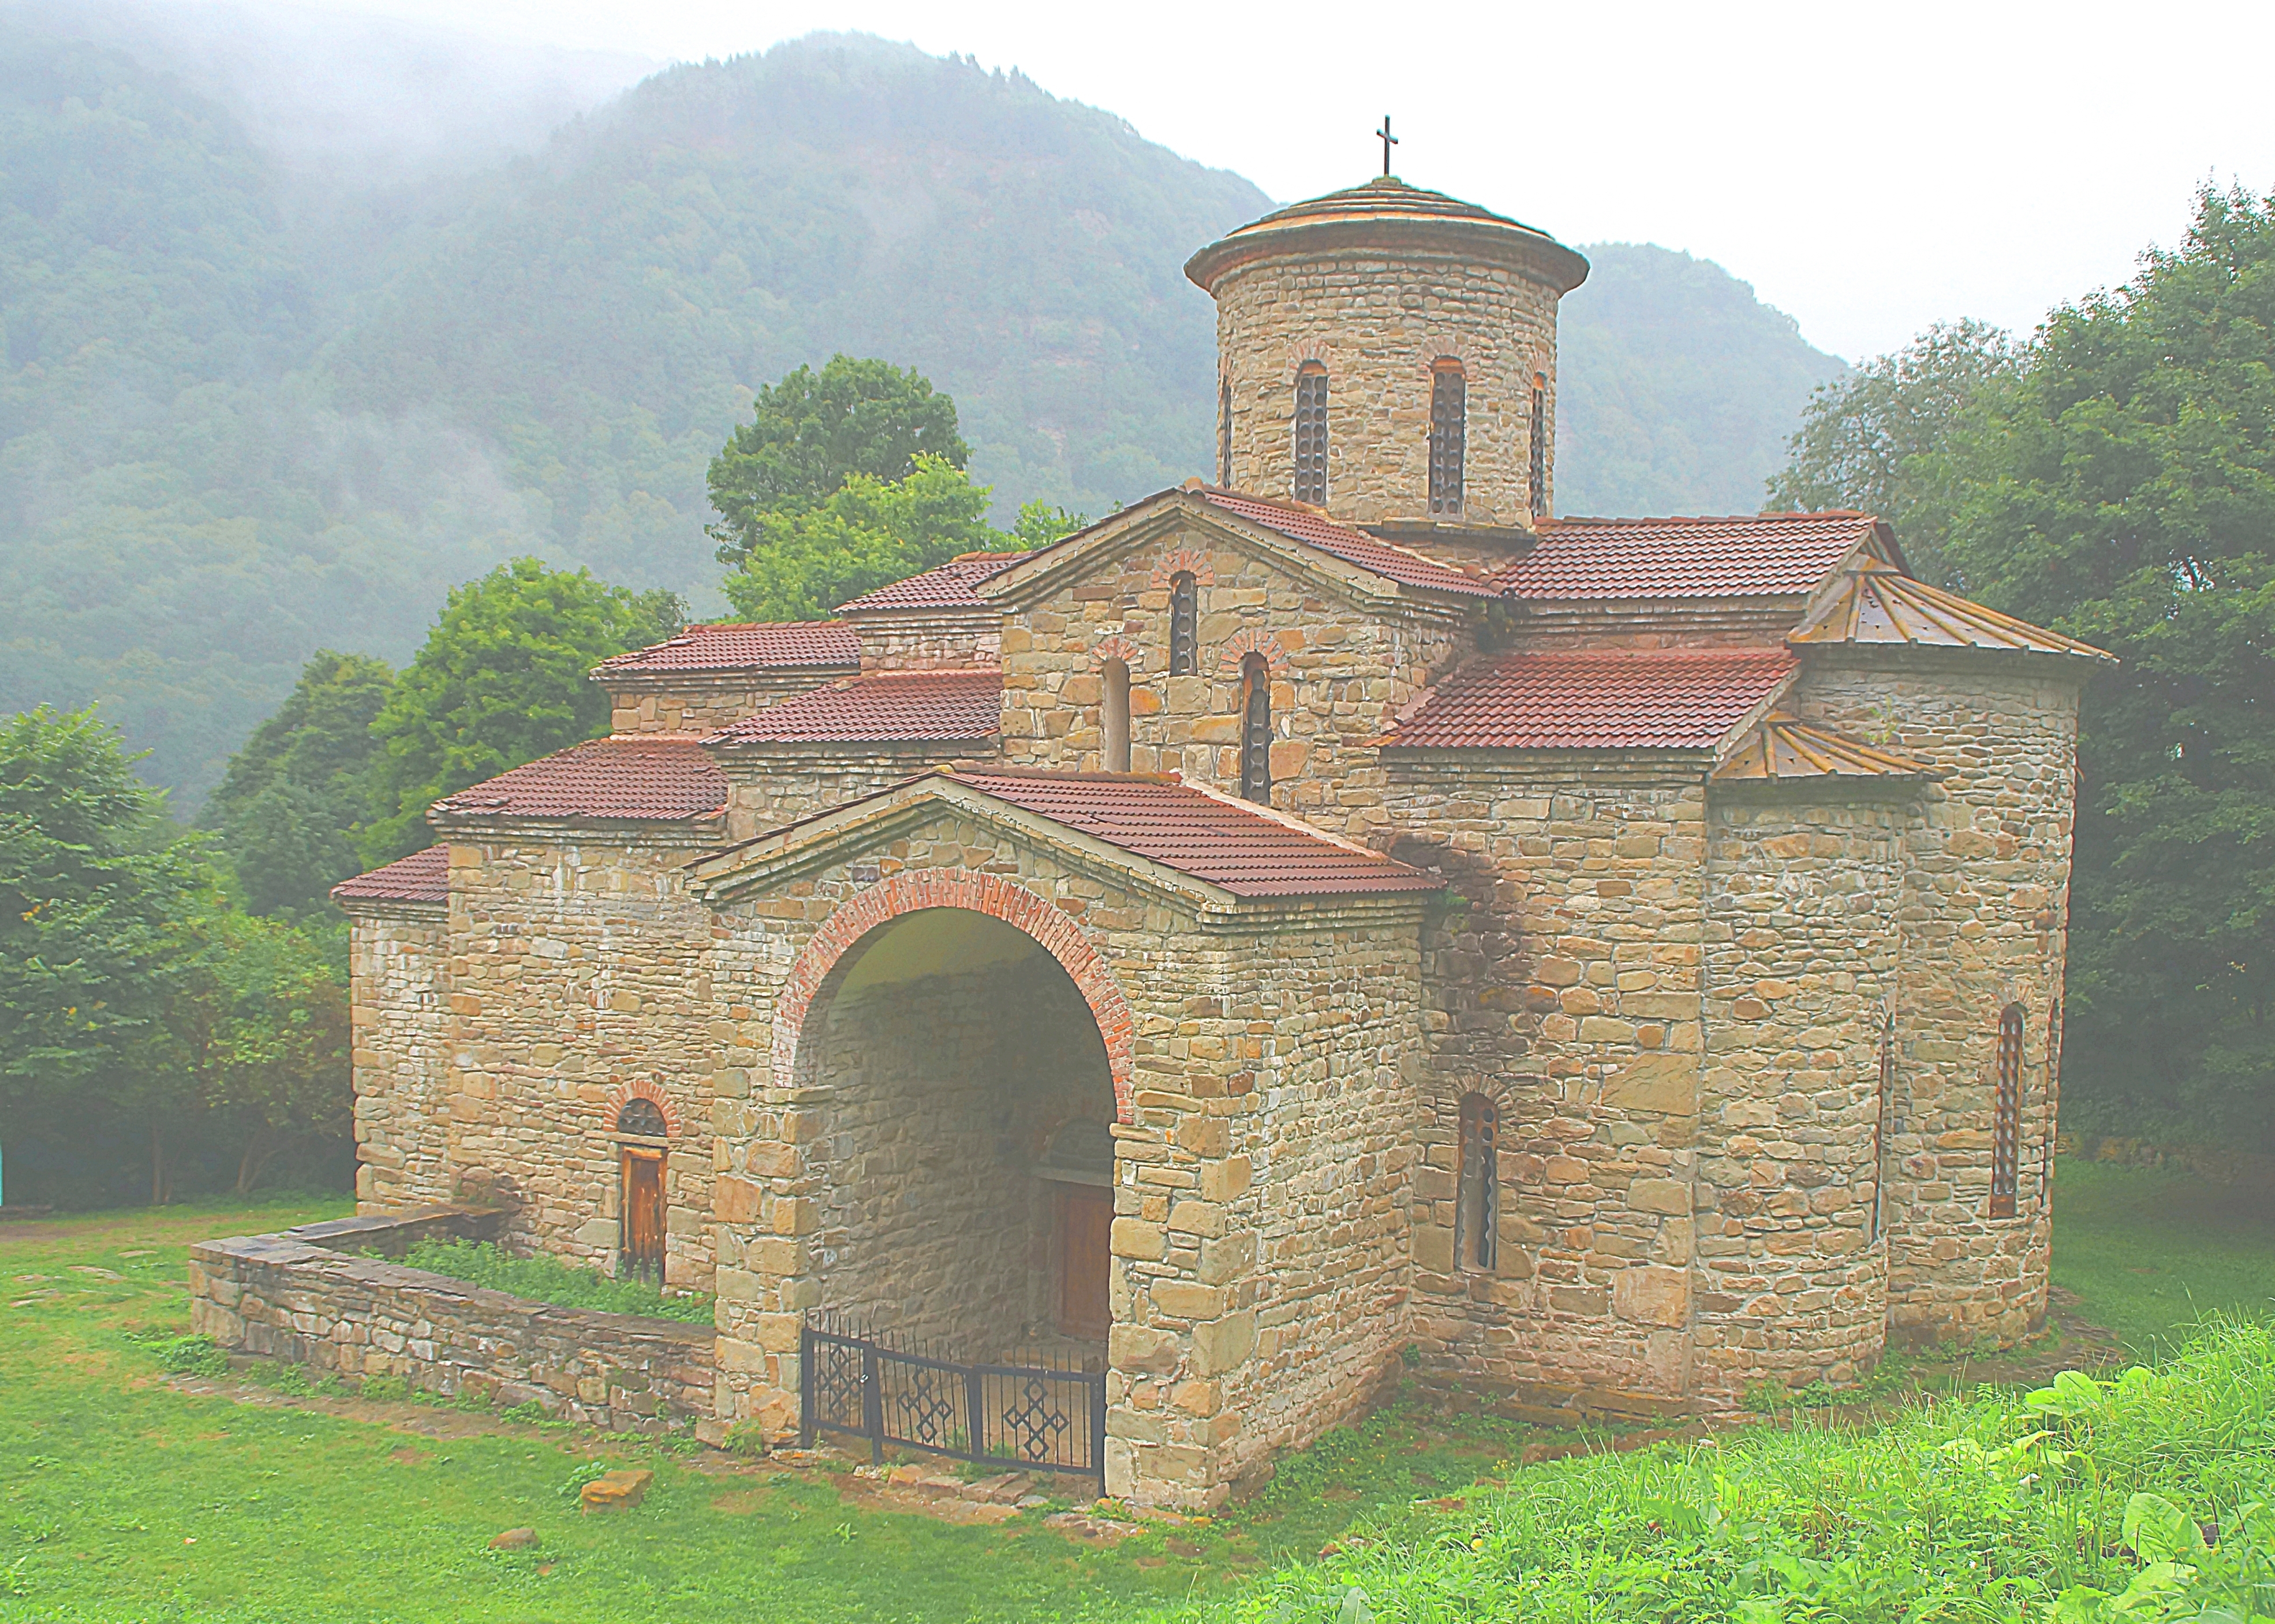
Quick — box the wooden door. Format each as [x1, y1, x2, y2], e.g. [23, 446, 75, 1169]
[622, 1147, 664, 1280]
[1056, 1185, 1113, 1340]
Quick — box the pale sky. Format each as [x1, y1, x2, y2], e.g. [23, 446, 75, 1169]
[260, 0, 2272, 361]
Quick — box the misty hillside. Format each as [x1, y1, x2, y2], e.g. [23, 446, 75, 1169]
[0, 11, 1840, 807]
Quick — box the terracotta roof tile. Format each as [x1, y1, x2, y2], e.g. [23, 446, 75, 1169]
[429, 737, 726, 822]
[835, 554, 1028, 614]
[1497, 513, 1889, 601]
[593, 621, 859, 675]
[1385, 648, 1796, 750]
[711, 671, 1002, 744]
[948, 769, 1443, 898]
[1197, 490, 1501, 597]
[331, 845, 449, 906]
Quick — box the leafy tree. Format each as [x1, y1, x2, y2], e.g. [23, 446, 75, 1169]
[362, 562, 686, 865]
[201, 651, 395, 918]
[1767, 319, 2018, 585]
[709, 355, 969, 567]
[1774, 185, 2275, 1147]
[0, 707, 210, 1200]
[721, 454, 1019, 622]
[188, 912, 352, 1194]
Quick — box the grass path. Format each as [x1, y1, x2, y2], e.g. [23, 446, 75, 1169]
[2, 1159, 2269, 1621]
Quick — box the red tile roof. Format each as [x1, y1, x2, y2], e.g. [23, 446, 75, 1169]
[1384, 648, 1796, 750]
[948, 769, 1443, 898]
[1197, 490, 1501, 597]
[1497, 513, 1890, 601]
[593, 620, 859, 675]
[835, 554, 1029, 614]
[711, 671, 1002, 744]
[429, 737, 727, 822]
[331, 845, 449, 906]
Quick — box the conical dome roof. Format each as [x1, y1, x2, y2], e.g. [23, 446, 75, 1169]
[1186, 175, 1589, 294]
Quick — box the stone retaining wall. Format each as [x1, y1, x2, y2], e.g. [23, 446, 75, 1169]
[188, 1206, 716, 1435]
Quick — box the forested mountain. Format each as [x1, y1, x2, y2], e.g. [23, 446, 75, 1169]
[0, 11, 1841, 807]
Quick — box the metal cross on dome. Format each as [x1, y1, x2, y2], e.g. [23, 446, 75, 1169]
[1377, 116, 1398, 176]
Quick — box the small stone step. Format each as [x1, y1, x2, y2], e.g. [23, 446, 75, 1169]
[580, 1468, 654, 1511]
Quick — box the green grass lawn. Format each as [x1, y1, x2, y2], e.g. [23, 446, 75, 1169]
[3, 1158, 2267, 1622]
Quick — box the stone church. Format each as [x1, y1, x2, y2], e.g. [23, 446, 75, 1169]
[333, 174, 2110, 1507]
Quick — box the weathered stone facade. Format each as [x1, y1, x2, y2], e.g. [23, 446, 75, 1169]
[299, 173, 2110, 1509]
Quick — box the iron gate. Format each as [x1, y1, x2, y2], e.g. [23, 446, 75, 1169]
[799, 1313, 1107, 1491]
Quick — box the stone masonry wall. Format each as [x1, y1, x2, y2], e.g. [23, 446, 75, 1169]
[846, 611, 1003, 671]
[1794, 655, 2084, 1345]
[1214, 249, 1562, 527]
[344, 904, 453, 1212]
[716, 744, 984, 845]
[1385, 759, 1708, 1402]
[696, 826, 1426, 1509]
[605, 672, 845, 736]
[998, 518, 1469, 834]
[191, 1214, 713, 1433]
[444, 834, 720, 1292]
[1694, 792, 1910, 1398]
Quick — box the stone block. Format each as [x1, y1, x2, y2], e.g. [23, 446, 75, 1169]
[1602, 1054, 1698, 1115]
[713, 1176, 763, 1225]
[1627, 1179, 1690, 1216]
[1111, 1219, 1167, 1260]
[1613, 1265, 1690, 1328]
[1109, 1324, 1183, 1375]
[1190, 1311, 1256, 1376]
[1151, 1280, 1224, 1320]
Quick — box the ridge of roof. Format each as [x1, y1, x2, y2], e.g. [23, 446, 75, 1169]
[593, 619, 860, 675]
[331, 845, 449, 907]
[1383, 647, 1797, 752]
[428, 735, 727, 824]
[708, 669, 1002, 745]
[1789, 562, 2117, 661]
[1193, 489, 1502, 598]
[1712, 711, 1936, 783]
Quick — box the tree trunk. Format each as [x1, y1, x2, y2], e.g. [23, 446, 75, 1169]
[236, 1126, 280, 1196]
[149, 1120, 166, 1207]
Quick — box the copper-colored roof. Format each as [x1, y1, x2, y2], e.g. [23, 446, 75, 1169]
[1197, 490, 1501, 598]
[1497, 513, 1891, 602]
[1385, 648, 1796, 750]
[593, 620, 859, 675]
[331, 845, 449, 906]
[1788, 562, 2116, 660]
[1186, 176, 1589, 295]
[949, 768, 1443, 898]
[835, 554, 1028, 614]
[1712, 712, 1934, 783]
[429, 737, 727, 822]
[711, 671, 1002, 744]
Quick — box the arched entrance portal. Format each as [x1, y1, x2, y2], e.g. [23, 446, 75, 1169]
[791, 904, 1122, 1361]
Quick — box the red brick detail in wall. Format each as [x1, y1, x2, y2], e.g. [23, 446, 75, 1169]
[772, 868, 1137, 1119]
[1091, 634, 1140, 670]
[1217, 625, 1288, 673]
[605, 1077, 681, 1136]
[1148, 548, 1216, 591]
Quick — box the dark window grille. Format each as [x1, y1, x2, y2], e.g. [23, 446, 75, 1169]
[1168, 573, 1198, 675]
[1456, 1093, 1498, 1270]
[1991, 1004, 2023, 1218]
[617, 1097, 667, 1137]
[1428, 363, 1465, 514]
[1238, 652, 1271, 802]
[1218, 375, 1232, 487]
[1528, 382, 1548, 520]
[1292, 363, 1328, 505]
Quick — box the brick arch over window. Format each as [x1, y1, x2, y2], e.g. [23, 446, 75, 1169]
[1090, 633, 1141, 670]
[772, 868, 1137, 1119]
[604, 1078, 681, 1136]
[1148, 550, 1216, 591]
[1217, 626, 1289, 674]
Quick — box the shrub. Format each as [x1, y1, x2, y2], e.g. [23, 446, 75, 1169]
[359, 1373, 409, 1402]
[400, 1239, 714, 1324]
[722, 1420, 769, 1459]
[158, 1335, 227, 1377]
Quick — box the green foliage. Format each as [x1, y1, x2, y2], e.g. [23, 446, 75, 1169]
[361, 561, 684, 865]
[1770, 186, 2275, 1148]
[708, 354, 969, 564]
[1557, 243, 1847, 518]
[1767, 319, 2020, 586]
[401, 1238, 714, 1325]
[358, 1372, 409, 1402]
[187, 909, 351, 1193]
[156, 1333, 226, 1377]
[200, 651, 395, 919]
[720, 454, 1022, 622]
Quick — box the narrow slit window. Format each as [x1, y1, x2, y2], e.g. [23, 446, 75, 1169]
[1456, 1093, 1498, 1270]
[1101, 658, 1131, 772]
[1428, 361, 1465, 514]
[1292, 362, 1329, 506]
[1238, 652, 1271, 802]
[1528, 378, 1548, 520]
[1991, 1003, 2023, 1218]
[1217, 375, 1232, 487]
[1168, 572, 1198, 675]
[1872, 1007, 1895, 1242]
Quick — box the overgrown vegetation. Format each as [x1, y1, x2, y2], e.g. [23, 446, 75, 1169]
[401, 1238, 715, 1325]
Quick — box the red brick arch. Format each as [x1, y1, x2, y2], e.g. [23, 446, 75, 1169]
[605, 1078, 680, 1135]
[1217, 625, 1289, 673]
[772, 868, 1135, 1119]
